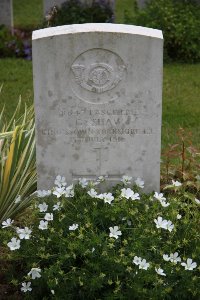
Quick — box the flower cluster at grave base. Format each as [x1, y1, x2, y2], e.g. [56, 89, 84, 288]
[1, 175, 200, 299]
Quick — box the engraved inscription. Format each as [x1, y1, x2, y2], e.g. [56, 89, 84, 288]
[70, 48, 127, 104]
[41, 127, 153, 145]
[40, 105, 153, 144]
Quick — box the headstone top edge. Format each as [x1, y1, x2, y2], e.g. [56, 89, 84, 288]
[32, 23, 163, 41]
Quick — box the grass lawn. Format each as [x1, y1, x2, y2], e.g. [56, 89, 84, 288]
[162, 64, 200, 148]
[13, 0, 43, 30]
[0, 59, 199, 149]
[0, 59, 33, 117]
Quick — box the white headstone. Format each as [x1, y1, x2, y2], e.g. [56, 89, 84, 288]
[0, 0, 13, 29]
[32, 23, 163, 192]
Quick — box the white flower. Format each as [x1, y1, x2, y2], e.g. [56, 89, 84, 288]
[17, 227, 32, 239]
[121, 188, 140, 200]
[163, 252, 181, 264]
[133, 256, 142, 265]
[133, 256, 150, 270]
[53, 186, 66, 198]
[163, 254, 170, 261]
[38, 220, 48, 230]
[139, 259, 150, 270]
[101, 193, 114, 204]
[131, 192, 140, 201]
[14, 195, 21, 203]
[155, 267, 166, 276]
[181, 258, 197, 270]
[160, 200, 170, 207]
[51, 290, 55, 295]
[87, 188, 98, 198]
[2, 218, 14, 228]
[172, 180, 182, 187]
[121, 188, 134, 199]
[154, 192, 166, 202]
[53, 201, 61, 211]
[135, 178, 144, 188]
[54, 175, 66, 187]
[69, 223, 79, 231]
[97, 193, 104, 199]
[21, 282, 32, 293]
[177, 214, 182, 219]
[65, 184, 74, 197]
[38, 202, 48, 212]
[154, 217, 174, 232]
[121, 175, 132, 185]
[109, 226, 122, 239]
[37, 190, 51, 197]
[169, 252, 181, 264]
[79, 178, 88, 188]
[91, 247, 95, 253]
[154, 216, 168, 229]
[166, 220, 174, 232]
[195, 198, 200, 205]
[7, 237, 20, 250]
[44, 213, 53, 221]
[28, 268, 41, 279]
[154, 192, 170, 207]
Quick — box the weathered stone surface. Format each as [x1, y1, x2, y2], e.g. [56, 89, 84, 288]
[0, 0, 13, 28]
[32, 23, 163, 192]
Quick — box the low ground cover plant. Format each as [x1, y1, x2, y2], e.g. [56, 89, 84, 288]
[1, 175, 199, 299]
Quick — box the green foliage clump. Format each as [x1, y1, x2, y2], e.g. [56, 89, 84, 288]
[1, 176, 200, 299]
[0, 100, 36, 223]
[43, 0, 114, 27]
[125, 0, 200, 62]
[0, 25, 24, 58]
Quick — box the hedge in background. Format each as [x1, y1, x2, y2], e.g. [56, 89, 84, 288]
[125, 0, 200, 62]
[44, 0, 114, 27]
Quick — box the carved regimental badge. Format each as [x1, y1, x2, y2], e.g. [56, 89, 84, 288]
[70, 48, 126, 104]
[72, 62, 125, 94]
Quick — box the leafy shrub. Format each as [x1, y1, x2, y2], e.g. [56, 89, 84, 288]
[43, 0, 114, 27]
[0, 25, 24, 58]
[1, 175, 199, 299]
[0, 100, 36, 223]
[125, 0, 200, 62]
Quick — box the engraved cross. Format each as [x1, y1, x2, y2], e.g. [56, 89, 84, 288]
[72, 147, 122, 181]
